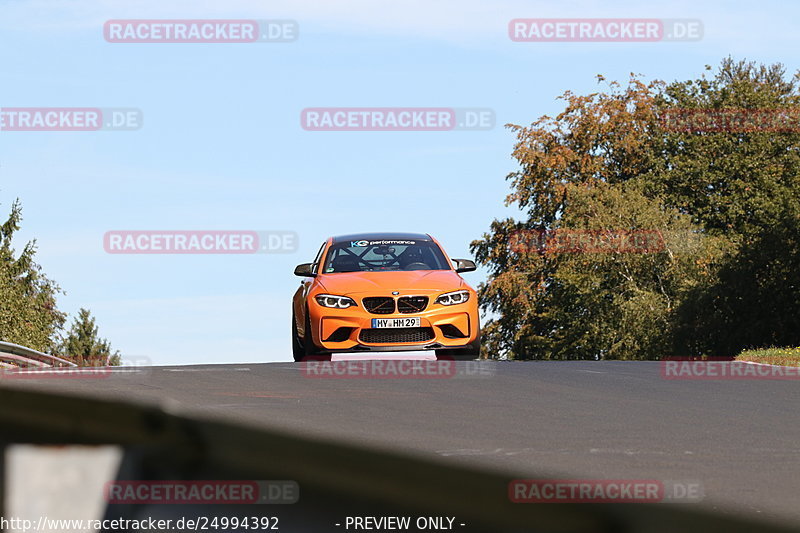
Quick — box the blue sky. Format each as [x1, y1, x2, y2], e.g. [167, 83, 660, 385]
[1, 0, 797, 364]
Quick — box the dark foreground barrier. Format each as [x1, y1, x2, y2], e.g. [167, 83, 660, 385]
[0, 386, 794, 533]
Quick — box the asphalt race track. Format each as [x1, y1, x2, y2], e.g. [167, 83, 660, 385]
[2, 360, 799, 528]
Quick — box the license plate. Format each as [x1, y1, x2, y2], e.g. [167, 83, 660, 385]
[371, 317, 421, 328]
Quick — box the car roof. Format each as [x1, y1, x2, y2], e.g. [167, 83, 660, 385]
[330, 232, 432, 243]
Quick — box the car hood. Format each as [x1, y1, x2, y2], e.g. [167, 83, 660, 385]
[316, 270, 465, 295]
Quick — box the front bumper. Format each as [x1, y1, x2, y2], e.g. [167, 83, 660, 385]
[307, 301, 479, 353]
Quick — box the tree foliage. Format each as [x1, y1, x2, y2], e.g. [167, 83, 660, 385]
[59, 308, 121, 366]
[473, 59, 800, 359]
[0, 200, 66, 352]
[0, 200, 119, 365]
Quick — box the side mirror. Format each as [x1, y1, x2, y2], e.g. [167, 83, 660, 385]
[452, 258, 477, 273]
[294, 263, 316, 277]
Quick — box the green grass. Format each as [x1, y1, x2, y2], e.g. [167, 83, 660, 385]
[735, 347, 800, 367]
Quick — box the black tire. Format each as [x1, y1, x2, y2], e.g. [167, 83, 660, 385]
[291, 312, 305, 362]
[301, 310, 331, 361]
[435, 334, 481, 361]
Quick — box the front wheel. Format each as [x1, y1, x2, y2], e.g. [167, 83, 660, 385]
[292, 311, 331, 361]
[291, 312, 305, 362]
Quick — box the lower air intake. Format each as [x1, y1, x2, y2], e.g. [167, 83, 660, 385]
[359, 327, 435, 344]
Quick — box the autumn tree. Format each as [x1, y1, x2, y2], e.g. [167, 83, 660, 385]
[473, 59, 800, 359]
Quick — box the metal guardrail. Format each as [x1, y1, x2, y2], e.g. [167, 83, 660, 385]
[0, 341, 76, 368]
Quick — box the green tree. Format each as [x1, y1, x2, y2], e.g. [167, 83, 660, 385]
[0, 200, 66, 351]
[652, 59, 800, 235]
[674, 204, 800, 356]
[1, 199, 120, 364]
[474, 182, 730, 360]
[59, 308, 121, 366]
[657, 59, 800, 355]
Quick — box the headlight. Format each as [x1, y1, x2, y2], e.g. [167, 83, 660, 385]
[435, 289, 470, 306]
[315, 294, 357, 309]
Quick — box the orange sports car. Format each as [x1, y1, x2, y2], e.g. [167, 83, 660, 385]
[291, 233, 481, 361]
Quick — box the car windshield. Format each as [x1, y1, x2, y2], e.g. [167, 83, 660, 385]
[322, 239, 451, 273]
